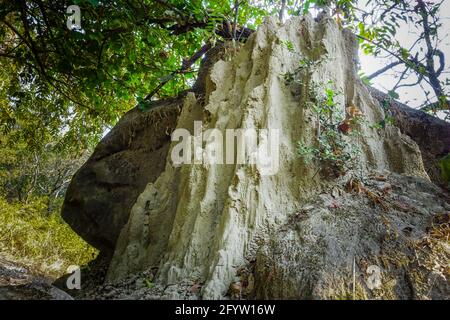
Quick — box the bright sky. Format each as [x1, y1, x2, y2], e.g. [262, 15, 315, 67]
[358, 0, 450, 110]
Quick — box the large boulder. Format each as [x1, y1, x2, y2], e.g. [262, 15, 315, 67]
[369, 87, 450, 186]
[61, 42, 233, 254]
[62, 98, 182, 253]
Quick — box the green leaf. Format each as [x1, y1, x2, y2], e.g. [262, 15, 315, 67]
[388, 90, 399, 100]
[303, 0, 312, 14]
[439, 154, 450, 186]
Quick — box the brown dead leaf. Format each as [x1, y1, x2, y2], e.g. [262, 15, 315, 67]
[381, 183, 392, 194]
[189, 283, 202, 294]
[346, 105, 363, 118]
[328, 200, 340, 209]
[346, 178, 365, 194]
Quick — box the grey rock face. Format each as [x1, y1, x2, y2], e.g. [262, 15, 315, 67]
[253, 173, 450, 299]
[62, 98, 182, 252]
[0, 258, 73, 300]
[369, 87, 450, 186]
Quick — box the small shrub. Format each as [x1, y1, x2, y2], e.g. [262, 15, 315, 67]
[296, 80, 362, 175]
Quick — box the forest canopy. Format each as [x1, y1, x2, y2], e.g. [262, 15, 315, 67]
[0, 0, 448, 154]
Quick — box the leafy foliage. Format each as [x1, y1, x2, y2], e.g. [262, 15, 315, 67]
[286, 0, 449, 118]
[439, 154, 450, 187]
[0, 0, 274, 150]
[297, 80, 362, 175]
[1, 0, 448, 154]
[285, 55, 362, 175]
[0, 196, 98, 276]
[352, 0, 449, 116]
[0, 128, 95, 276]
[0, 131, 89, 206]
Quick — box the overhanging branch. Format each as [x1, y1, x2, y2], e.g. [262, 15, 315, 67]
[144, 42, 213, 101]
[367, 61, 402, 80]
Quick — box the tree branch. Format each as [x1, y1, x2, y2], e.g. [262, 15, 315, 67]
[144, 42, 213, 101]
[392, 67, 409, 91]
[233, 0, 239, 40]
[153, 0, 186, 19]
[435, 49, 445, 77]
[279, 0, 287, 22]
[367, 61, 402, 80]
[416, 0, 448, 109]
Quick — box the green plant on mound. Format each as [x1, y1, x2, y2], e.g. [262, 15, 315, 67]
[296, 80, 363, 176]
[0, 196, 98, 277]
